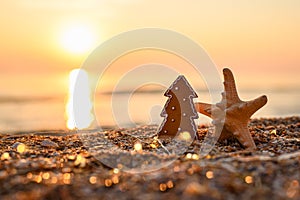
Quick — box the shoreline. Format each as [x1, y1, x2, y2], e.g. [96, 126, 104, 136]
[2, 115, 300, 135]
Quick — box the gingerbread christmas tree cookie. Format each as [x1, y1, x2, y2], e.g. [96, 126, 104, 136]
[158, 75, 198, 141]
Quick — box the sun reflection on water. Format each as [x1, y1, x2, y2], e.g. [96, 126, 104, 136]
[66, 69, 93, 129]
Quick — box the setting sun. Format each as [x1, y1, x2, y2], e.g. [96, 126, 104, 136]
[60, 25, 96, 54]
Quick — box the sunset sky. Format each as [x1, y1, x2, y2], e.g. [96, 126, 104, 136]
[1, 0, 300, 97]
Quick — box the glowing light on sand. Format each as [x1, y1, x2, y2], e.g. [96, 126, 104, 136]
[186, 153, 192, 159]
[42, 172, 50, 180]
[51, 177, 58, 184]
[159, 183, 167, 192]
[63, 173, 71, 180]
[134, 141, 143, 152]
[113, 168, 120, 174]
[66, 69, 93, 129]
[89, 176, 97, 184]
[270, 129, 277, 135]
[27, 173, 33, 179]
[192, 154, 199, 160]
[63, 173, 71, 184]
[74, 154, 87, 167]
[104, 179, 113, 187]
[35, 175, 42, 183]
[111, 175, 119, 184]
[17, 143, 26, 153]
[1, 152, 10, 160]
[166, 180, 174, 189]
[179, 131, 192, 141]
[245, 176, 253, 184]
[206, 171, 214, 179]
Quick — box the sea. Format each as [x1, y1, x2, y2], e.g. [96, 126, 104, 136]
[0, 90, 299, 133]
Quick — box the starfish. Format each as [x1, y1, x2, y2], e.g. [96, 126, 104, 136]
[195, 68, 268, 150]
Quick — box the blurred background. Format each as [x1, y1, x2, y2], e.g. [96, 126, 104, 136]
[0, 0, 299, 132]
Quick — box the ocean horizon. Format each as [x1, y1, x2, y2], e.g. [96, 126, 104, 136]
[0, 89, 299, 133]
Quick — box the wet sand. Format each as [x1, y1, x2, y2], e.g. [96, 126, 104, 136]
[0, 117, 300, 200]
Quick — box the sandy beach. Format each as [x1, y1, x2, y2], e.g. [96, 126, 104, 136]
[2, 1, 300, 199]
[0, 117, 299, 200]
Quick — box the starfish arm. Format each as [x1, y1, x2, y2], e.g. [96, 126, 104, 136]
[215, 92, 227, 110]
[215, 126, 232, 141]
[223, 68, 241, 106]
[233, 126, 256, 150]
[244, 95, 268, 117]
[194, 102, 213, 117]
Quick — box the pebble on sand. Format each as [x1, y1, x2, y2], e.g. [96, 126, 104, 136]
[41, 140, 59, 148]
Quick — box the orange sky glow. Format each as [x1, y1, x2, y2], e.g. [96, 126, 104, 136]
[1, 0, 300, 97]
